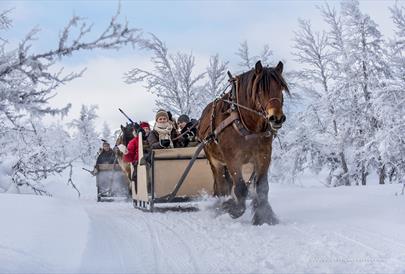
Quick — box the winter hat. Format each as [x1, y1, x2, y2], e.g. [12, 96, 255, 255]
[177, 114, 190, 124]
[140, 121, 150, 129]
[155, 109, 169, 121]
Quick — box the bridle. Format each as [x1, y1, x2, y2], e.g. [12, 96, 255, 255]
[223, 73, 284, 133]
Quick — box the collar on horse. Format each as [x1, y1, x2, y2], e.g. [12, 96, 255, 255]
[209, 71, 276, 141]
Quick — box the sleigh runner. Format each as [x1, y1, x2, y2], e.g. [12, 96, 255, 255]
[131, 134, 214, 211]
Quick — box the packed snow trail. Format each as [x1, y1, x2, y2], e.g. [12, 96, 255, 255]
[77, 184, 405, 273]
[1, 184, 405, 273]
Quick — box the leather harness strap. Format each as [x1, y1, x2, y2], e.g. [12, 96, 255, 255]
[213, 111, 239, 136]
[232, 117, 273, 140]
[212, 110, 273, 141]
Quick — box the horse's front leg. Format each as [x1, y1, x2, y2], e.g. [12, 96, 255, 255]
[252, 173, 278, 225]
[222, 170, 248, 219]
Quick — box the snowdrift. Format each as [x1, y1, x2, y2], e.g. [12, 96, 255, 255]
[0, 194, 89, 273]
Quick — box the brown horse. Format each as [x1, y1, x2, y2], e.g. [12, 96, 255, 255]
[114, 123, 135, 189]
[197, 60, 289, 225]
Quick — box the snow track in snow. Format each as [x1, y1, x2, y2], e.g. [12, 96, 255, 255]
[2, 184, 405, 273]
[76, 185, 405, 273]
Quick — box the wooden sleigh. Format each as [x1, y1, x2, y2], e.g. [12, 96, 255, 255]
[131, 134, 214, 211]
[96, 164, 130, 202]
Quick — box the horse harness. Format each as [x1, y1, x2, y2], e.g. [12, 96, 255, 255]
[207, 72, 276, 143]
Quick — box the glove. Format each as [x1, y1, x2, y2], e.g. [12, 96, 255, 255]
[118, 144, 128, 154]
[160, 139, 171, 148]
[186, 131, 195, 141]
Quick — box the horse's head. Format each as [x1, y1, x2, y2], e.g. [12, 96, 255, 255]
[119, 123, 136, 146]
[247, 60, 289, 131]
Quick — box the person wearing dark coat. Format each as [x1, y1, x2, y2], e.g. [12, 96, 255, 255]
[148, 110, 177, 149]
[177, 114, 198, 147]
[92, 141, 117, 175]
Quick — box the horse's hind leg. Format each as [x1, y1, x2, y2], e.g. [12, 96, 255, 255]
[252, 173, 278, 225]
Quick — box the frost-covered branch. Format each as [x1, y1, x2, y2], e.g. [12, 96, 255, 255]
[125, 34, 205, 117]
[390, 4, 405, 51]
[236, 40, 273, 71]
[0, 6, 142, 194]
[277, 0, 403, 186]
[204, 54, 229, 100]
[0, 5, 142, 124]
[236, 41, 252, 70]
[0, 9, 12, 31]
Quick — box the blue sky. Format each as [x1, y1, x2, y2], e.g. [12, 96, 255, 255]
[1, 0, 398, 134]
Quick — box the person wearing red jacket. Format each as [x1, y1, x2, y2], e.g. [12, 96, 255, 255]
[123, 136, 139, 163]
[118, 122, 151, 182]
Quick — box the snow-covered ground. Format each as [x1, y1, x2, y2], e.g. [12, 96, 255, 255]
[1, 175, 405, 273]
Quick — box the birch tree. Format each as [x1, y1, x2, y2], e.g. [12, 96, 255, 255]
[339, 0, 391, 185]
[125, 34, 206, 117]
[373, 3, 405, 185]
[102, 121, 113, 144]
[278, 1, 403, 186]
[291, 19, 350, 186]
[199, 54, 229, 106]
[70, 105, 99, 166]
[236, 40, 273, 71]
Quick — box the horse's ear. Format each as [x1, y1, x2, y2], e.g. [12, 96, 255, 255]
[275, 61, 283, 74]
[120, 125, 124, 130]
[255, 60, 263, 74]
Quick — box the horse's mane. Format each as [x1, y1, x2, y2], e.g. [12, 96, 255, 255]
[237, 66, 289, 102]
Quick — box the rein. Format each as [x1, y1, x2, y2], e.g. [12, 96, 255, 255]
[172, 120, 199, 141]
[219, 98, 266, 118]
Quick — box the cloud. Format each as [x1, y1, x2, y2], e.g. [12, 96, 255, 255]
[48, 54, 157, 131]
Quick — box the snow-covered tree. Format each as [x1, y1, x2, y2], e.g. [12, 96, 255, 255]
[276, 1, 404, 186]
[339, 0, 391, 185]
[236, 40, 273, 71]
[199, 54, 229, 106]
[289, 18, 351, 186]
[0, 6, 142, 194]
[9, 122, 80, 196]
[372, 3, 405, 185]
[125, 34, 206, 117]
[101, 121, 113, 144]
[70, 105, 99, 166]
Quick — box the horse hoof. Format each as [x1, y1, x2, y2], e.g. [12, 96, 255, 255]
[252, 214, 279, 226]
[252, 205, 279, 226]
[222, 199, 245, 219]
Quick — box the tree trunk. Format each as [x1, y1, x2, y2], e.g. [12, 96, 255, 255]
[379, 164, 386, 185]
[361, 164, 368, 186]
[389, 167, 396, 183]
[340, 151, 350, 186]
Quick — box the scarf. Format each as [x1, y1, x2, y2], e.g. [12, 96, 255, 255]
[154, 122, 174, 148]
